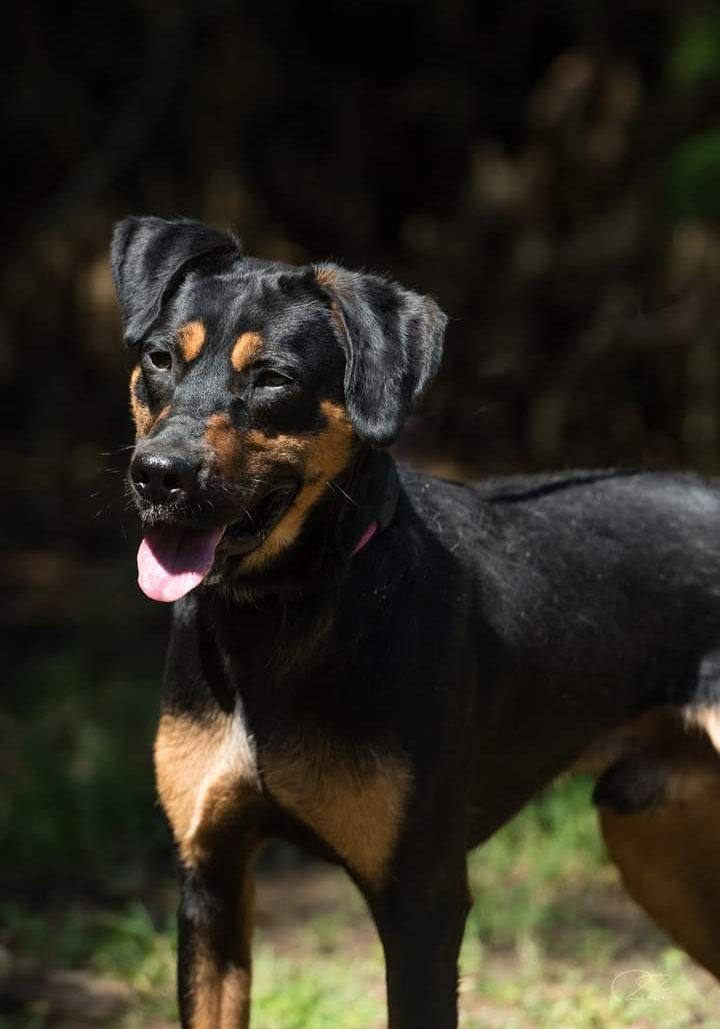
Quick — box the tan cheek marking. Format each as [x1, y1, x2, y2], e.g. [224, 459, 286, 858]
[309, 400, 355, 479]
[205, 413, 241, 478]
[263, 746, 411, 887]
[129, 364, 152, 437]
[231, 332, 263, 372]
[178, 320, 207, 362]
[243, 401, 354, 571]
[154, 713, 260, 867]
[205, 414, 308, 479]
[203, 402, 354, 567]
[129, 366, 171, 438]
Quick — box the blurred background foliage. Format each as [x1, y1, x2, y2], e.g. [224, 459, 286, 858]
[4, 0, 720, 1023]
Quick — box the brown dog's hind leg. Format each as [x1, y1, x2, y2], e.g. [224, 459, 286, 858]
[595, 709, 720, 979]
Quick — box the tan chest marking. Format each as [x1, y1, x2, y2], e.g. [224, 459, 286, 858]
[154, 712, 260, 866]
[262, 746, 412, 888]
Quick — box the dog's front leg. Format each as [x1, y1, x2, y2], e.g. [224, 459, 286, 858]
[176, 841, 256, 1029]
[370, 854, 471, 1029]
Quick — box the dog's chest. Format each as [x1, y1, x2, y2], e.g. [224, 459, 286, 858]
[154, 710, 410, 887]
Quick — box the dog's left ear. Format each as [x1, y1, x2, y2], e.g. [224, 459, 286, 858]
[111, 216, 240, 346]
[315, 265, 447, 446]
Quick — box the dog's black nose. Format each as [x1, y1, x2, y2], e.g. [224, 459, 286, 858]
[131, 450, 200, 504]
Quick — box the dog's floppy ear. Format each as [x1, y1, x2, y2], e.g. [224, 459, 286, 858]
[315, 265, 447, 446]
[110, 216, 240, 346]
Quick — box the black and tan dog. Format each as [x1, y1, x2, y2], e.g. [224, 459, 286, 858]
[112, 215, 720, 1028]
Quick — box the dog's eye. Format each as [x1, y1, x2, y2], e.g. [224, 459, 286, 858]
[147, 349, 172, 371]
[256, 370, 292, 389]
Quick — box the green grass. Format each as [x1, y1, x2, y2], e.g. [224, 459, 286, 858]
[4, 618, 720, 1027]
[4, 778, 720, 1028]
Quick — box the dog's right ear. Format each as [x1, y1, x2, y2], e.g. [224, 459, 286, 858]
[110, 216, 240, 346]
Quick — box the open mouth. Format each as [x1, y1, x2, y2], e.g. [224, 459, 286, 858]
[136, 484, 298, 603]
[223, 484, 298, 547]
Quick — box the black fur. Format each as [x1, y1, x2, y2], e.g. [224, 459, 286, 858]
[315, 265, 446, 445]
[111, 216, 240, 346]
[113, 216, 720, 1029]
[112, 216, 443, 443]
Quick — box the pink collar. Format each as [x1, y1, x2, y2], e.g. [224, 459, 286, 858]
[342, 450, 399, 558]
[352, 520, 379, 556]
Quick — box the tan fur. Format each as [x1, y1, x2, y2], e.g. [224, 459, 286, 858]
[204, 401, 354, 570]
[204, 412, 243, 476]
[575, 705, 720, 781]
[263, 744, 412, 887]
[204, 414, 307, 480]
[178, 320, 207, 363]
[154, 404, 170, 427]
[314, 266, 337, 289]
[154, 708, 408, 886]
[231, 332, 263, 372]
[686, 705, 720, 752]
[583, 703, 720, 978]
[129, 364, 152, 437]
[154, 712, 260, 867]
[574, 707, 683, 775]
[601, 749, 720, 977]
[327, 298, 347, 339]
[190, 870, 255, 1029]
[129, 369, 171, 438]
[314, 267, 352, 340]
[191, 959, 251, 1029]
[244, 401, 354, 570]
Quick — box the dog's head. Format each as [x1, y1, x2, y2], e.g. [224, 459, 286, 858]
[111, 216, 447, 601]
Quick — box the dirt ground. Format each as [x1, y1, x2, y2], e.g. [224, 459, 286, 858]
[2, 860, 719, 1029]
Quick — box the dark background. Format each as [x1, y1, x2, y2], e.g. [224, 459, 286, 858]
[4, 0, 720, 905]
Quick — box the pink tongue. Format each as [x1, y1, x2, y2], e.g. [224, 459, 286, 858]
[137, 525, 225, 603]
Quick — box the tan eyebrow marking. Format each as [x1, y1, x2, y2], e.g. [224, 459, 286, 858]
[231, 332, 263, 372]
[177, 321, 206, 363]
